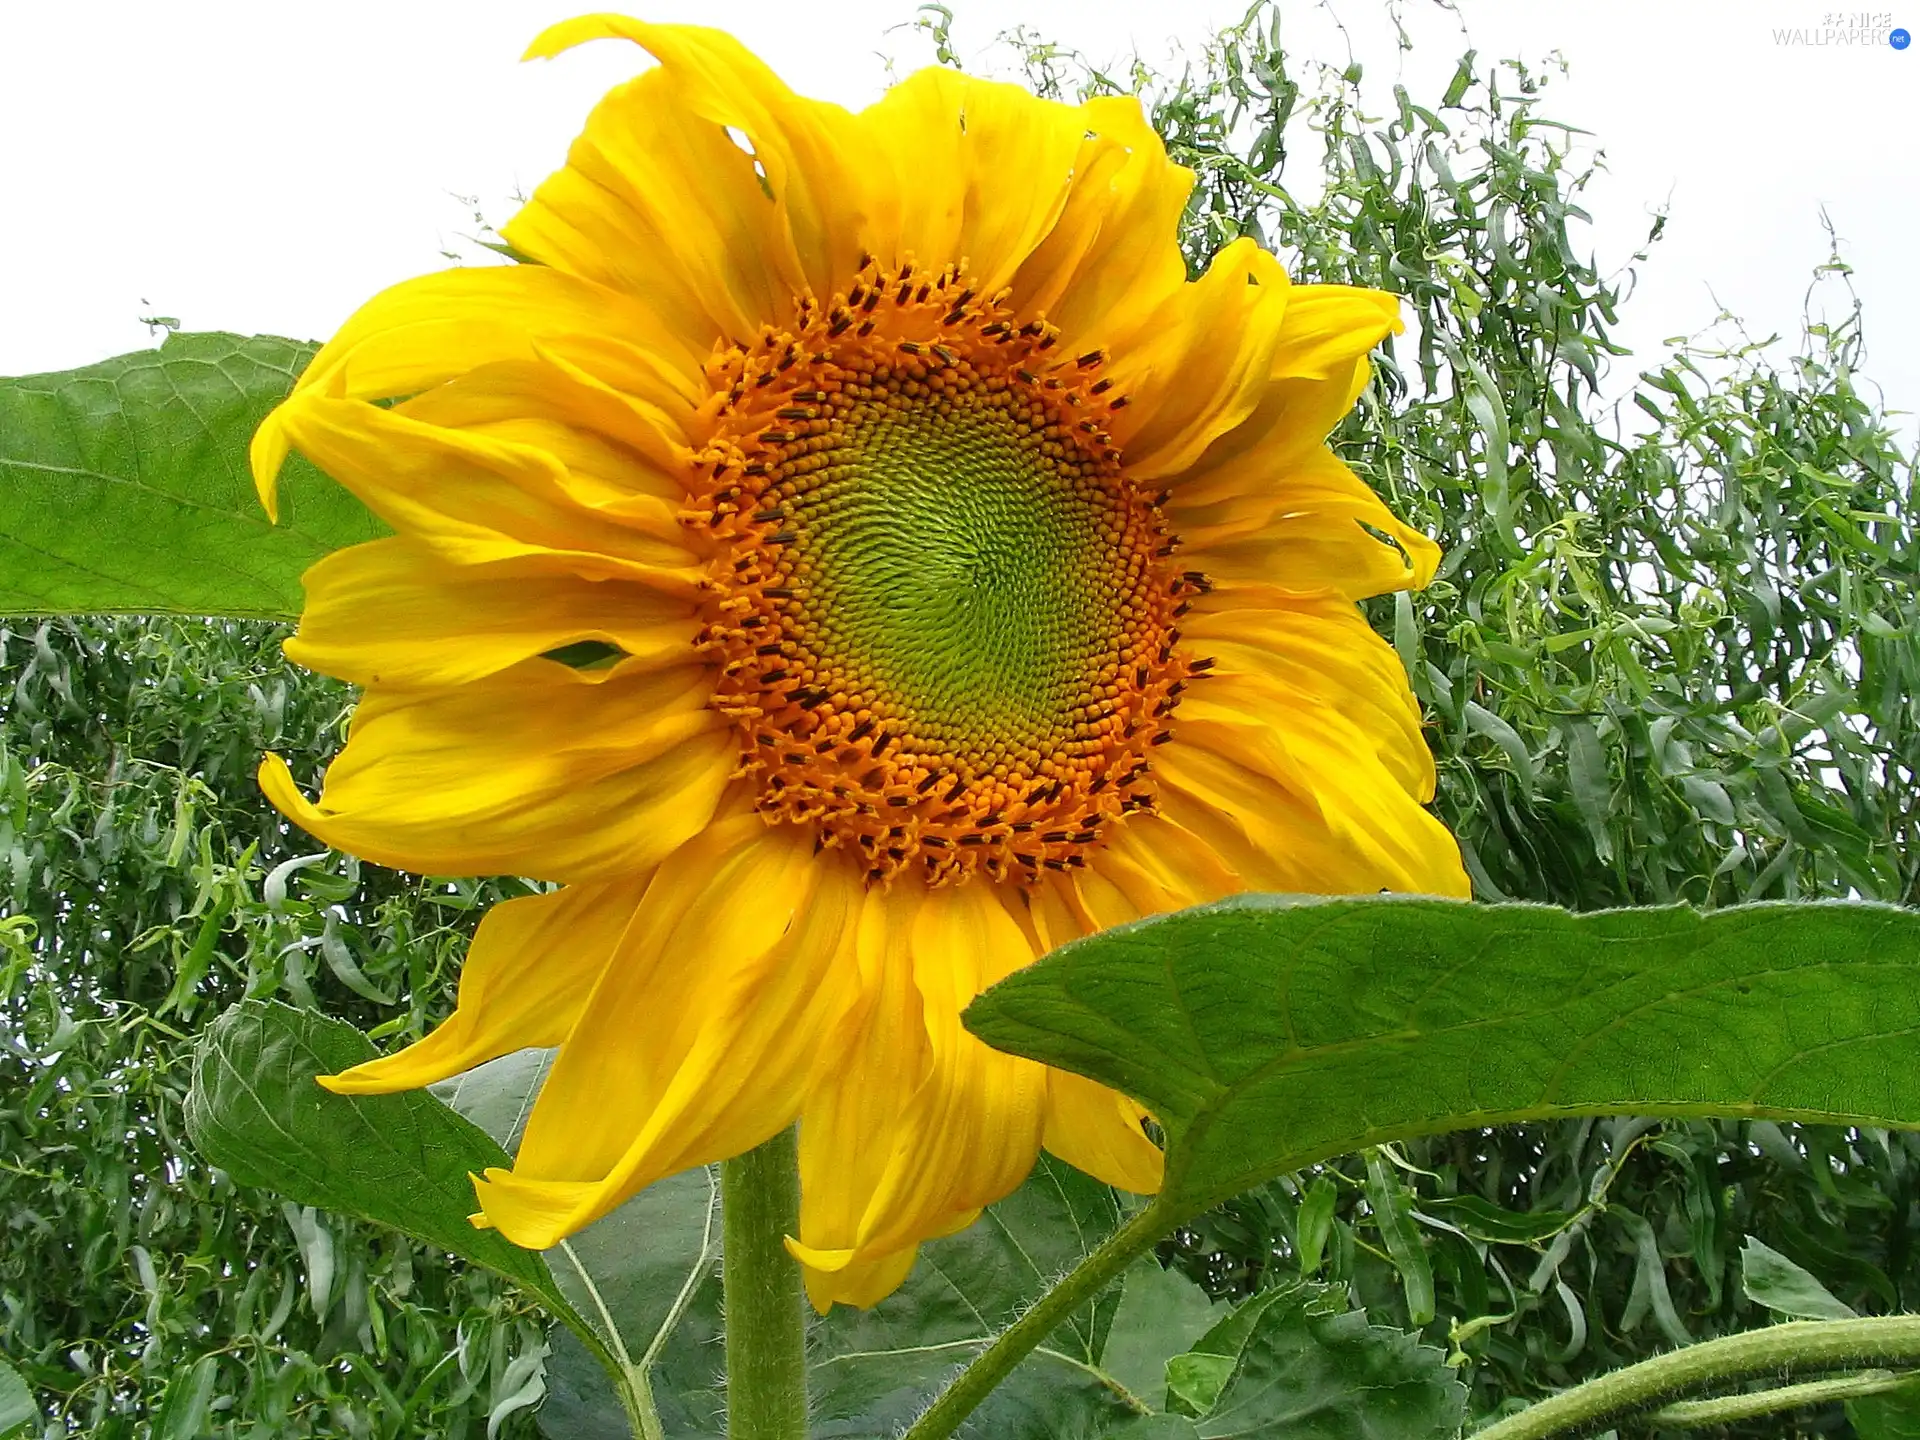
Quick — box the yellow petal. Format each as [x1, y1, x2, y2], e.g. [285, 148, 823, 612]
[1171, 357, 1375, 515]
[1158, 685, 1468, 897]
[1267, 284, 1402, 380]
[791, 883, 931, 1310]
[321, 878, 645, 1093]
[286, 538, 696, 690]
[251, 265, 700, 520]
[1177, 448, 1440, 602]
[524, 17, 867, 304]
[1170, 282, 1400, 509]
[271, 394, 705, 593]
[399, 350, 693, 494]
[1104, 238, 1295, 480]
[258, 661, 732, 883]
[1093, 812, 1241, 919]
[790, 883, 1047, 1311]
[1043, 1069, 1164, 1196]
[858, 69, 1085, 295]
[504, 61, 803, 340]
[1011, 95, 1194, 347]
[1185, 596, 1434, 799]
[475, 824, 863, 1245]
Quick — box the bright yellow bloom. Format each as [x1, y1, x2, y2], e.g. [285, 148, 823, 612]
[250, 15, 1468, 1310]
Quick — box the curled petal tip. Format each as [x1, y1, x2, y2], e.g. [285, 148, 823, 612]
[249, 417, 290, 524]
[522, 13, 657, 63]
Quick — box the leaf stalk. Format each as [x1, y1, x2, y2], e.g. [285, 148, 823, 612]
[900, 1197, 1182, 1440]
[1474, 1317, 1920, 1439]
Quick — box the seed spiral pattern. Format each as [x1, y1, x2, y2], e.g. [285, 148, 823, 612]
[686, 258, 1214, 885]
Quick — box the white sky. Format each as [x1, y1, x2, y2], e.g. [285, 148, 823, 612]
[2, 0, 1915, 439]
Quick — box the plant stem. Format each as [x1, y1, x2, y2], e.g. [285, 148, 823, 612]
[722, 1128, 809, 1440]
[900, 1198, 1181, 1440]
[1474, 1318, 1920, 1440]
[1646, 1369, 1911, 1428]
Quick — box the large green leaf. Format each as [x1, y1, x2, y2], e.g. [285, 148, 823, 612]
[1852, 1379, 1920, 1440]
[0, 332, 381, 619]
[1142, 1281, 1465, 1439]
[536, 1166, 727, 1440]
[529, 1154, 1179, 1439]
[182, 1001, 578, 1326]
[426, 1047, 726, 1439]
[430, 1045, 556, 1158]
[965, 897, 1920, 1214]
[812, 1154, 1143, 1438]
[0, 1359, 35, 1438]
[1098, 1264, 1229, 1411]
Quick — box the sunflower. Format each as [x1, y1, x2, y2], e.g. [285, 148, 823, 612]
[250, 14, 1468, 1311]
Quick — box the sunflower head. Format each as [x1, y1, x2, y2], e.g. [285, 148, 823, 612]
[691, 255, 1202, 887]
[251, 13, 1467, 1311]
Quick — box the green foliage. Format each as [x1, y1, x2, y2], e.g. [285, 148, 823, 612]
[1852, 1379, 1920, 1440]
[184, 1002, 568, 1314]
[535, 1147, 1461, 1440]
[0, 333, 383, 620]
[1162, 9, 1919, 911]
[0, 616, 543, 1437]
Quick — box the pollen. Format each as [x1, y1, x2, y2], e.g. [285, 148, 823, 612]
[687, 258, 1209, 886]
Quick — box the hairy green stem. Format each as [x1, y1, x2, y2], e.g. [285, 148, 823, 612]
[722, 1129, 809, 1440]
[1474, 1318, 1920, 1440]
[1647, 1370, 1912, 1428]
[900, 1198, 1182, 1440]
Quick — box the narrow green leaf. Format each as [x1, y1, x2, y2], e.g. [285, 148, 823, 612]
[1419, 1194, 1579, 1246]
[1563, 719, 1614, 862]
[0, 332, 383, 619]
[1460, 358, 1518, 554]
[1296, 1176, 1339, 1274]
[1365, 1149, 1435, 1326]
[0, 1359, 36, 1438]
[1742, 1235, 1859, 1320]
[1464, 701, 1536, 795]
[183, 1000, 578, 1323]
[154, 1353, 220, 1440]
[965, 897, 1920, 1216]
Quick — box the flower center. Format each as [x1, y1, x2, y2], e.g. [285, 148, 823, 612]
[688, 259, 1210, 886]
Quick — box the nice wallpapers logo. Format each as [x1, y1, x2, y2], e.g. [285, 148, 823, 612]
[1773, 10, 1911, 44]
